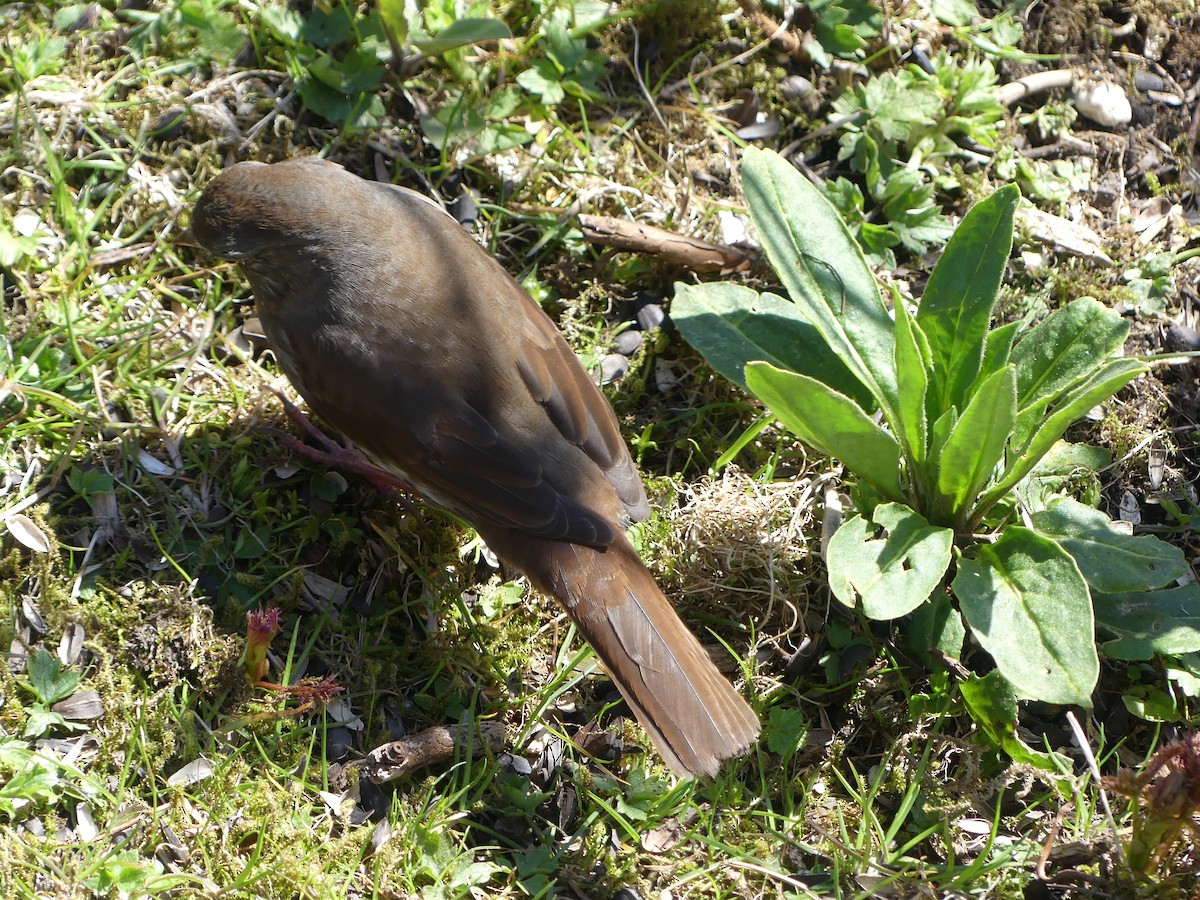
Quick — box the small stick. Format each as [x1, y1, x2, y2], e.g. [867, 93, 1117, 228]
[578, 215, 755, 273]
[361, 720, 507, 783]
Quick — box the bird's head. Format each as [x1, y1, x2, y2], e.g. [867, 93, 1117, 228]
[192, 158, 349, 262]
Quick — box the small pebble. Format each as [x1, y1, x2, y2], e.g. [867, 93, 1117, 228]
[498, 752, 533, 776]
[613, 330, 643, 356]
[150, 108, 187, 142]
[1074, 80, 1132, 128]
[597, 353, 630, 384]
[653, 359, 680, 393]
[636, 303, 666, 331]
[780, 75, 813, 102]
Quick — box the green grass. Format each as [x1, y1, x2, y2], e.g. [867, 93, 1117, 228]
[2, 0, 1199, 896]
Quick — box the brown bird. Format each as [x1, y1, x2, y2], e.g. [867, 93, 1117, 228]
[192, 158, 759, 776]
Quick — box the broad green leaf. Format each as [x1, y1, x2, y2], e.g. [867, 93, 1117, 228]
[0, 219, 38, 267]
[1010, 297, 1130, 423]
[516, 58, 565, 105]
[764, 707, 808, 758]
[1017, 440, 1110, 513]
[1167, 655, 1200, 696]
[746, 362, 903, 501]
[1122, 685, 1179, 722]
[953, 527, 1097, 706]
[932, 0, 979, 25]
[959, 672, 1071, 773]
[671, 282, 873, 409]
[934, 365, 1016, 525]
[906, 590, 965, 666]
[377, 0, 408, 46]
[826, 503, 953, 619]
[1031, 497, 1189, 593]
[0, 760, 60, 805]
[979, 357, 1145, 515]
[892, 300, 930, 463]
[26, 649, 81, 705]
[976, 320, 1020, 388]
[1095, 583, 1200, 660]
[411, 18, 511, 55]
[917, 184, 1018, 418]
[741, 148, 899, 423]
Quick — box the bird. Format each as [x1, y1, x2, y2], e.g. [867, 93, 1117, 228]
[192, 157, 759, 777]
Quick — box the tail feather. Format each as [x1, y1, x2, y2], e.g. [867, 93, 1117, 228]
[482, 528, 759, 777]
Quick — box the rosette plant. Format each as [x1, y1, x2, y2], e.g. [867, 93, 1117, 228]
[675, 148, 1196, 747]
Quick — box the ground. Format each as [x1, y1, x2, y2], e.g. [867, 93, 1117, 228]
[1, 0, 1199, 897]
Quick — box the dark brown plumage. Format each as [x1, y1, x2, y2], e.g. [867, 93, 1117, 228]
[192, 158, 759, 776]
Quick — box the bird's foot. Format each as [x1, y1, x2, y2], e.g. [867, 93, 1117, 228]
[263, 388, 421, 506]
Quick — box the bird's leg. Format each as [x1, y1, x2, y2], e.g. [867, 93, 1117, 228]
[263, 388, 422, 505]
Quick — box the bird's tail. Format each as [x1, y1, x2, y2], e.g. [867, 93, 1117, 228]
[482, 528, 760, 777]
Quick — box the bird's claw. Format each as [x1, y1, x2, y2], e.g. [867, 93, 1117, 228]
[261, 390, 421, 506]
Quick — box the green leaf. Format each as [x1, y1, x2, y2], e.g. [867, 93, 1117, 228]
[1121, 685, 1179, 722]
[979, 358, 1145, 517]
[827, 503, 953, 619]
[24, 707, 67, 738]
[931, 0, 978, 25]
[1010, 297, 1131, 430]
[1031, 497, 1189, 593]
[0, 218, 38, 268]
[671, 282, 873, 409]
[906, 590, 965, 666]
[764, 707, 808, 759]
[25, 649, 81, 705]
[741, 147, 899, 423]
[975, 320, 1020, 389]
[892, 300, 930, 463]
[959, 672, 1070, 772]
[411, 18, 511, 55]
[1095, 583, 1200, 660]
[1016, 440, 1110, 513]
[933, 365, 1016, 525]
[377, 0, 408, 46]
[179, 0, 244, 63]
[0, 758, 61, 811]
[308, 48, 384, 94]
[953, 527, 1097, 706]
[298, 4, 355, 47]
[516, 58, 566, 105]
[916, 185, 1018, 419]
[746, 361, 903, 501]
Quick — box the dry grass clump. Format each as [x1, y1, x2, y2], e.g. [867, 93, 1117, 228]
[661, 464, 829, 650]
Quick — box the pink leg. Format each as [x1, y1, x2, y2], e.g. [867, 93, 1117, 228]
[264, 388, 422, 505]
